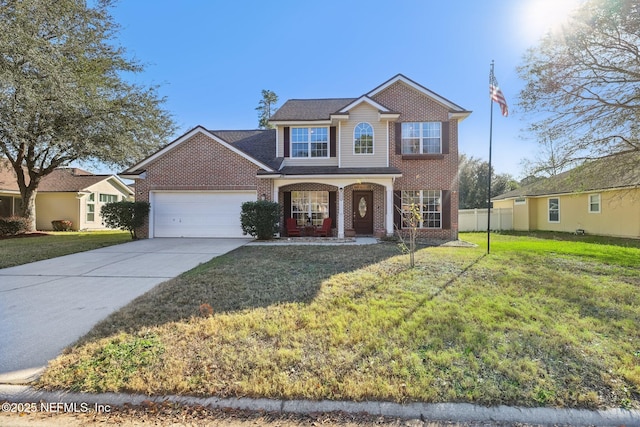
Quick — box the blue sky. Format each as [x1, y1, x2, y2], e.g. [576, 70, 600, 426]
[103, 0, 580, 178]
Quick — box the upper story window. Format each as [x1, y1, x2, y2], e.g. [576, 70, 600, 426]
[354, 122, 373, 154]
[291, 127, 328, 158]
[99, 194, 118, 203]
[401, 122, 441, 154]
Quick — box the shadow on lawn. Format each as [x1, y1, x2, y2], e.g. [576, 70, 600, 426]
[77, 244, 403, 345]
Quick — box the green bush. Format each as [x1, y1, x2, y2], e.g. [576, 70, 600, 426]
[101, 201, 150, 240]
[240, 200, 281, 240]
[0, 216, 29, 236]
[51, 219, 73, 231]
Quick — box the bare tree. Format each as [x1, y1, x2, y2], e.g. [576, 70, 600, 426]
[518, 0, 640, 167]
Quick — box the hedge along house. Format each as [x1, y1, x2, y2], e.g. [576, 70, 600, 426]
[493, 153, 640, 239]
[122, 74, 471, 239]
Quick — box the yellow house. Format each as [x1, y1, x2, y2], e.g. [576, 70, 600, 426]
[1, 162, 134, 231]
[493, 153, 640, 239]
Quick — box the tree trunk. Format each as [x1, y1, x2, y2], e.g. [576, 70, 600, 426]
[18, 188, 37, 232]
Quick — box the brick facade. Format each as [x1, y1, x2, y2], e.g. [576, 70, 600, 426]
[373, 82, 460, 240]
[127, 75, 467, 241]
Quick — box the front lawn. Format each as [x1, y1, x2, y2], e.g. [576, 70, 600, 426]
[39, 233, 640, 409]
[0, 230, 131, 269]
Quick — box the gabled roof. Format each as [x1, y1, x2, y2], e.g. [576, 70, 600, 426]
[0, 160, 133, 195]
[269, 98, 356, 122]
[122, 126, 277, 176]
[269, 74, 470, 123]
[367, 74, 471, 116]
[211, 129, 281, 170]
[494, 152, 640, 200]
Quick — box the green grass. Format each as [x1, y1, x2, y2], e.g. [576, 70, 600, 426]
[39, 233, 640, 409]
[0, 231, 131, 268]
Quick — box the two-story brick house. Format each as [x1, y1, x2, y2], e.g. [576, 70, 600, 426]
[122, 74, 471, 240]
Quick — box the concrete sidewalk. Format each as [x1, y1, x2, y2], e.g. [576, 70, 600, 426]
[0, 385, 638, 426]
[0, 238, 249, 381]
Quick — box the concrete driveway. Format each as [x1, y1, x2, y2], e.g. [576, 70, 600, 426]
[0, 238, 249, 382]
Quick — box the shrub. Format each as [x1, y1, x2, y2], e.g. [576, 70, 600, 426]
[101, 201, 150, 240]
[51, 219, 73, 231]
[240, 200, 281, 240]
[0, 216, 29, 236]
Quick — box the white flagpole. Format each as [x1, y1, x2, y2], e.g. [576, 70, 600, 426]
[487, 61, 495, 255]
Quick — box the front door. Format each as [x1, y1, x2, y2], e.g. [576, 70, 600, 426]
[352, 191, 373, 235]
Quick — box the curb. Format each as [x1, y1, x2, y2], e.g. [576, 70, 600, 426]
[1, 385, 639, 426]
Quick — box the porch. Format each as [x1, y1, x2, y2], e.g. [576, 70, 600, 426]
[270, 177, 398, 238]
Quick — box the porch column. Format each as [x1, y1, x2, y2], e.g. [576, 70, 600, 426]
[338, 187, 344, 238]
[385, 184, 394, 236]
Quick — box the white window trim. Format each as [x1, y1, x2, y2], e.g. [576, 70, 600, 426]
[99, 193, 119, 203]
[291, 191, 329, 226]
[401, 122, 442, 155]
[290, 127, 330, 159]
[514, 197, 526, 205]
[548, 197, 560, 223]
[588, 193, 601, 213]
[86, 192, 96, 222]
[401, 190, 442, 229]
[353, 122, 374, 155]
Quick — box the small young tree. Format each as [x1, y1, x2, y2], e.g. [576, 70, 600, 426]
[395, 202, 421, 268]
[240, 200, 281, 240]
[101, 201, 150, 240]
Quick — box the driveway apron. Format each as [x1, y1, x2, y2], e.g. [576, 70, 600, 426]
[0, 238, 249, 380]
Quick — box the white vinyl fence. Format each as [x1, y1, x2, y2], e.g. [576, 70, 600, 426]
[459, 208, 513, 232]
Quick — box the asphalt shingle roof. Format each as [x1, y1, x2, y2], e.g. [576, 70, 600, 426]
[494, 152, 640, 200]
[269, 98, 356, 121]
[0, 160, 117, 193]
[210, 129, 281, 170]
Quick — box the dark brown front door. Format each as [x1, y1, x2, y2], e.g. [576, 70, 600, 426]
[352, 191, 373, 235]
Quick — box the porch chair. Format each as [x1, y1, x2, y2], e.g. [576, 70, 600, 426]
[315, 217, 332, 237]
[286, 218, 301, 236]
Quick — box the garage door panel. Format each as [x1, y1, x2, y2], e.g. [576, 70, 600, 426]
[153, 192, 255, 238]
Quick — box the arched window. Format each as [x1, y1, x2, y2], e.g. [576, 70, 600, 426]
[354, 122, 373, 154]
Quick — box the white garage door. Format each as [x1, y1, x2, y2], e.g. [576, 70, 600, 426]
[152, 191, 256, 238]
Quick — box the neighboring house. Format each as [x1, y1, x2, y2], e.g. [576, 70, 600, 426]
[0, 161, 134, 230]
[493, 153, 640, 239]
[122, 74, 471, 239]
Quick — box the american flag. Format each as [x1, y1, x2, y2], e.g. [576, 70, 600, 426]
[490, 73, 508, 117]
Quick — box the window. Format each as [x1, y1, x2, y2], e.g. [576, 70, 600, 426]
[291, 127, 328, 158]
[514, 197, 526, 205]
[291, 191, 329, 226]
[354, 122, 373, 154]
[589, 194, 601, 213]
[401, 122, 441, 154]
[99, 194, 118, 203]
[548, 198, 559, 223]
[401, 190, 442, 229]
[86, 193, 95, 222]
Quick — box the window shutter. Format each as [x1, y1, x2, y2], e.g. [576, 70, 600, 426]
[284, 127, 290, 158]
[395, 122, 402, 155]
[393, 190, 402, 230]
[441, 190, 451, 229]
[329, 191, 337, 228]
[330, 127, 337, 157]
[284, 191, 291, 220]
[441, 122, 450, 154]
